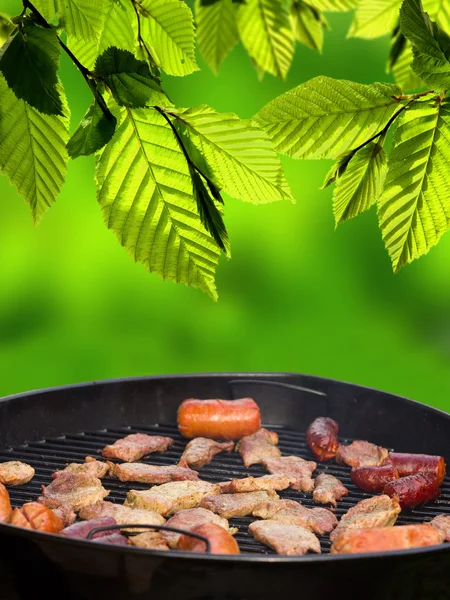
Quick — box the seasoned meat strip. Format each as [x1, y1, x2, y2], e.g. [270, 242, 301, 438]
[429, 515, 450, 541]
[219, 474, 294, 494]
[125, 481, 219, 516]
[330, 495, 401, 542]
[163, 508, 235, 548]
[107, 461, 199, 484]
[79, 501, 165, 532]
[262, 456, 317, 492]
[180, 438, 234, 469]
[252, 499, 337, 535]
[249, 520, 321, 556]
[236, 429, 281, 467]
[128, 531, 170, 550]
[313, 474, 348, 507]
[336, 441, 388, 468]
[200, 491, 279, 519]
[0, 461, 35, 486]
[39, 472, 109, 512]
[54, 457, 109, 479]
[101, 433, 174, 462]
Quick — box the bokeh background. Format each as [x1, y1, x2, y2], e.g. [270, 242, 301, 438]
[1, 2, 450, 410]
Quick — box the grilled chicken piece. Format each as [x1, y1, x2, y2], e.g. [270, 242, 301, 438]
[252, 499, 337, 535]
[219, 474, 294, 494]
[236, 429, 281, 467]
[331, 524, 444, 554]
[0, 461, 35, 486]
[128, 531, 170, 550]
[200, 491, 279, 519]
[10, 503, 64, 533]
[107, 461, 199, 484]
[177, 523, 240, 554]
[52, 504, 77, 527]
[336, 441, 389, 468]
[249, 520, 321, 555]
[313, 474, 348, 507]
[125, 481, 219, 517]
[162, 508, 235, 548]
[39, 472, 109, 512]
[429, 515, 450, 541]
[101, 433, 174, 462]
[180, 438, 234, 469]
[262, 456, 317, 492]
[79, 501, 165, 532]
[55, 457, 109, 479]
[330, 495, 401, 542]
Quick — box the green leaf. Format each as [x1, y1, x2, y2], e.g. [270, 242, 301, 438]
[389, 33, 424, 91]
[0, 24, 63, 116]
[0, 75, 69, 223]
[291, 2, 327, 52]
[237, 0, 295, 80]
[378, 99, 450, 271]
[256, 76, 402, 160]
[308, 0, 358, 10]
[171, 104, 293, 204]
[67, 101, 116, 158]
[195, 0, 239, 74]
[61, 0, 112, 40]
[95, 47, 168, 108]
[0, 13, 13, 47]
[138, 0, 198, 76]
[95, 106, 223, 299]
[348, 0, 402, 39]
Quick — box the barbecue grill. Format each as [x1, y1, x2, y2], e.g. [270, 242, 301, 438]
[1, 372, 450, 600]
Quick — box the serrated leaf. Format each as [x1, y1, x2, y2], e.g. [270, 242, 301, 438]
[0, 75, 69, 223]
[195, 0, 239, 74]
[0, 13, 13, 47]
[190, 167, 229, 252]
[378, 99, 450, 271]
[256, 76, 402, 160]
[348, 0, 402, 39]
[389, 36, 424, 91]
[138, 0, 198, 76]
[61, 0, 112, 40]
[95, 106, 222, 299]
[67, 101, 116, 158]
[308, 0, 358, 10]
[0, 24, 63, 116]
[291, 2, 327, 52]
[237, 0, 295, 80]
[171, 104, 293, 204]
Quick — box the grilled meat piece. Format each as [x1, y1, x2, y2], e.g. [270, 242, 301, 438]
[0, 483, 11, 522]
[331, 524, 444, 554]
[97, 533, 129, 546]
[55, 457, 109, 479]
[262, 456, 317, 492]
[336, 440, 389, 468]
[178, 398, 261, 440]
[350, 464, 399, 493]
[249, 520, 321, 556]
[101, 433, 174, 462]
[252, 499, 337, 535]
[236, 429, 280, 467]
[384, 453, 446, 485]
[52, 504, 77, 527]
[79, 501, 165, 532]
[107, 461, 199, 484]
[200, 491, 279, 519]
[219, 474, 294, 494]
[163, 507, 235, 548]
[62, 517, 117, 539]
[180, 438, 234, 469]
[128, 531, 170, 550]
[429, 515, 450, 541]
[39, 472, 109, 512]
[177, 523, 240, 554]
[312, 474, 348, 507]
[9, 502, 64, 533]
[306, 418, 339, 462]
[330, 495, 401, 542]
[384, 473, 441, 509]
[125, 480, 220, 516]
[0, 461, 35, 486]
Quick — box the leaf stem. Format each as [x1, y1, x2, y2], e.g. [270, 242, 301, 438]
[130, 0, 160, 75]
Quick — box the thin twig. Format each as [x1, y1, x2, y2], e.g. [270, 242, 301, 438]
[130, 0, 159, 74]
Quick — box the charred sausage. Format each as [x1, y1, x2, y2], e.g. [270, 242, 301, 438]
[177, 523, 240, 554]
[384, 453, 446, 485]
[351, 463, 399, 493]
[0, 483, 11, 523]
[9, 502, 64, 533]
[383, 473, 441, 509]
[306, 417, 339, 461]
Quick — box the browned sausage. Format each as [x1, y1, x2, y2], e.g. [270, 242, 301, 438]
[383, 473, 441, 509]
[177, 523, 240, 554]
[351, 463, 399, 493]
[306, 417, 339, 461]
[178, 398, 261, 440]
[384, 453, 446, 485]
[0, 483, 11, 523]
[9, 502, 64, 533]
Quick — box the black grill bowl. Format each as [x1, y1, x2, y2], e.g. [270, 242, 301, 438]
[1, 372, 450, 600]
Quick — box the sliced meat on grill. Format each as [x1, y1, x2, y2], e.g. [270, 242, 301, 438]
[52, 504, 77, 527]
[162, 507, 235, 548]
[261, 456, 317, 492]
[179, 438, 234, 469]
[200, 491, 279, 519]
[236, 429, 281, 467]
[252, 499, 337, 535]
[249, 520, 321, 555]
[306, 417, 339, 462]
[107, 461, 199, 484]
[429, 515, 450, 541]
[312, 474, 348, 507]
[330, 495, 401, 542]
[55, 457, 109, 479]
[218, 474, 294, 494]
[61, 517, 118, 539]
[125, 481, 220, 517]
[39, 472, 109, 513]
[177, 523, 240, 554]
[79, 501, 165, 532]
[331, 524, 444, 554]
[0, 461, 35, 486]
[128, 531, 170, 550]
[336, 440, 389, 468]
[101, 433, 174, 462]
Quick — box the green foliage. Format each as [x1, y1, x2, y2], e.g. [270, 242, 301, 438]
[36, 0, 112, 40]
[0, 13, 13, 46]
[291, 2, 328, 52]
[67, 101, 117, 158]
[308, 0, 357, 10]
[195, 0, 239, 74]
[348, 0, 402, 39]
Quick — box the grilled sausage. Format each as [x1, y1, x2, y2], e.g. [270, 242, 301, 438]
[9, 502, 64, 533]
[0, 483, 11, 523]
[177, 523, 240, 554]
[384, 453, 446, 485]
[351, 464, 399, 493]
[383, 473, 441, 509]
[306, 417, 339, 461]
[177, 398, 261, 440]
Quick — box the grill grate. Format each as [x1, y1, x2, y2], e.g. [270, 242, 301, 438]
[2, 423, 450, 556]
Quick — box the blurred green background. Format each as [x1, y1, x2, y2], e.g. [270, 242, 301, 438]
[1, 2, 450, 409]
